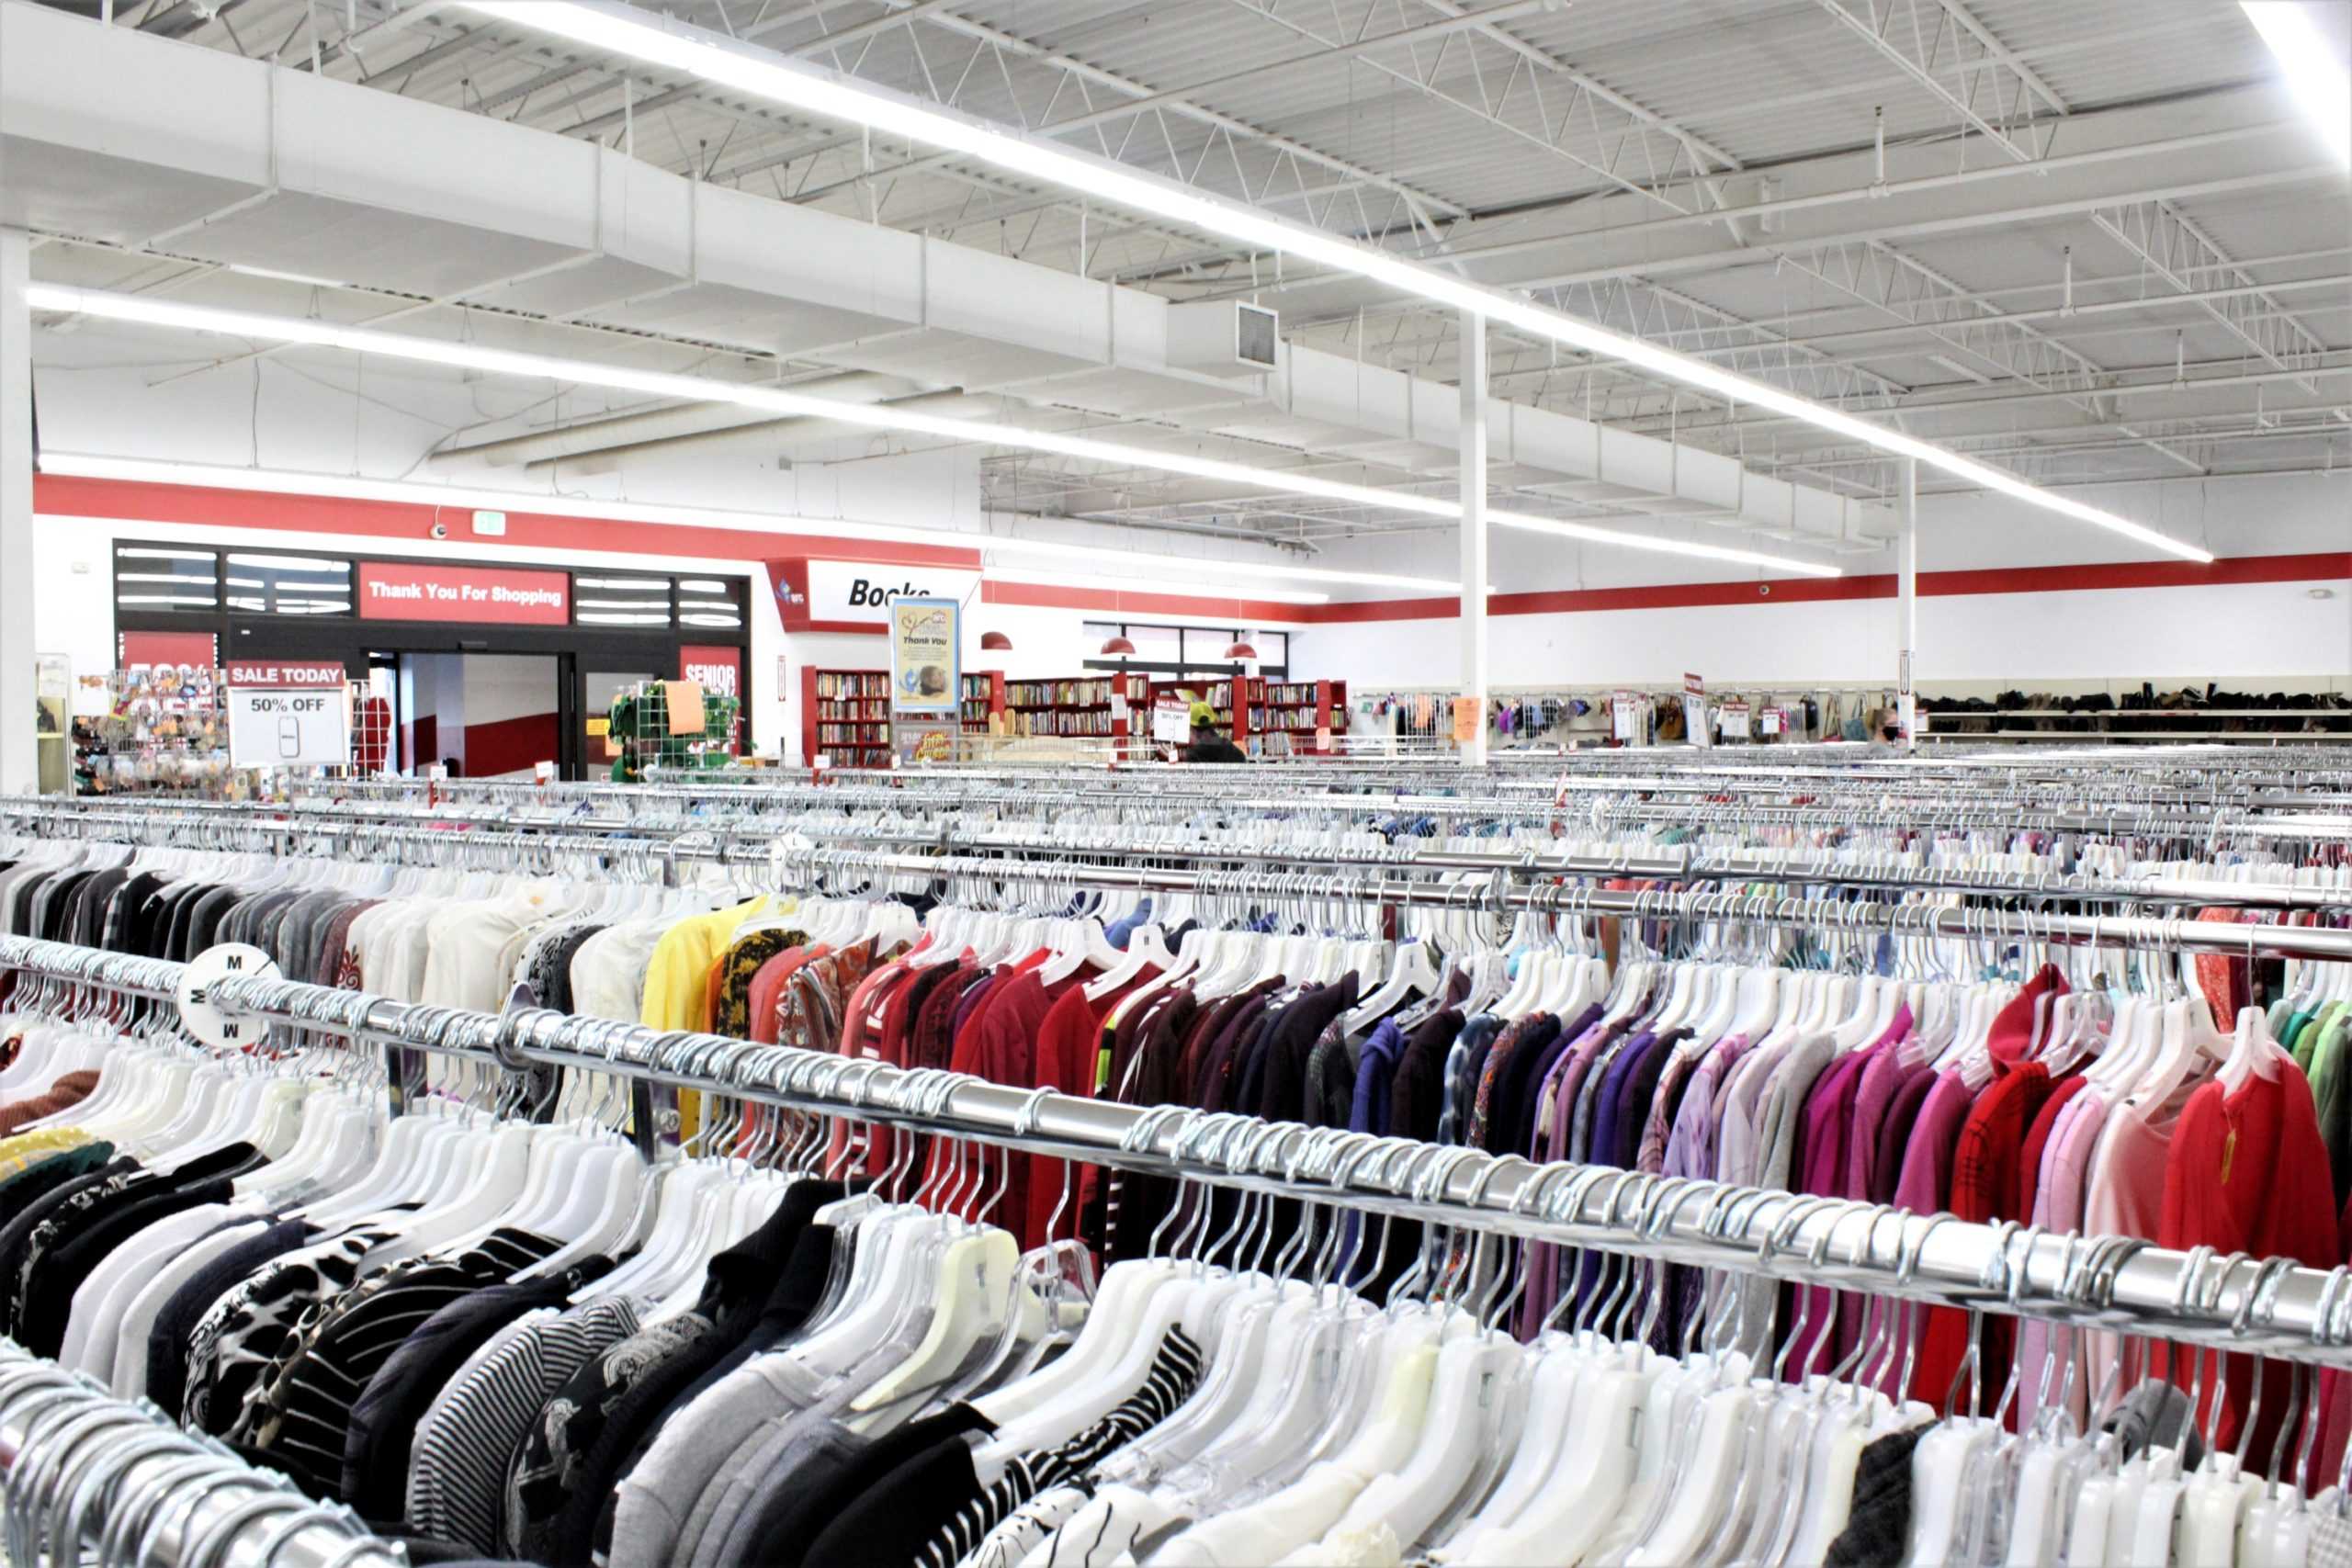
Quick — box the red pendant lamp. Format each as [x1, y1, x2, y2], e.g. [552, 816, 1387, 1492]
[979, 631, 1012, 651]
[1100, 634, 1137, 656]
[1224, 639, 1260, 661]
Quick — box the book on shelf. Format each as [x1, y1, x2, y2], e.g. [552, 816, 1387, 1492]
[1004, 675, 1148, 709]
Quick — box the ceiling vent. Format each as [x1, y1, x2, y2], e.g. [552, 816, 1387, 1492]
[1167, 301, 1280, 378]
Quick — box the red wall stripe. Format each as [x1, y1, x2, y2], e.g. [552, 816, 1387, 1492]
[403, 715, 437, 775]
[458, 712, 559, 779]
[1301, 551, 2352, 624]
[36, 474, 2351, 626]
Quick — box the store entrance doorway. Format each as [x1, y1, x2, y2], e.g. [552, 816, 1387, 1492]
[393, 651, 563, 781]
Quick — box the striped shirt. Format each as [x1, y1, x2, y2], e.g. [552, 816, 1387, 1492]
[407, 1294, 647, 1555]
[182, 1223, 400, 1435]
[918, 1326, 1204, 1568]
[230, 1227, 560, 1499]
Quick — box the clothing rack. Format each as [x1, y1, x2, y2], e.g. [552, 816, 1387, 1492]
[309, 753, 2352, 812]
[757, 841, 2352, 963]
[0, 1342, 402, 1568]
[16, 775, 2345, 852]
[2, 932, 2349, 1374]
[6, 795, 2348, 912]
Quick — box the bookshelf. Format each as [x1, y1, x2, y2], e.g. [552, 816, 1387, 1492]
[1001, 674, 1148, 739]
[959, 671, 1007, 736]
[1148, 677, 1261, 751]
[1257, 680, 1347, 757]
[801, 667, 891, 767]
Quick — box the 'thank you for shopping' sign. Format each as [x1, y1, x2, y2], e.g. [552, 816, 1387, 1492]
[357, 562, 569, 625]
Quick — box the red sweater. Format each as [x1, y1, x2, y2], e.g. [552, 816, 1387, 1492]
[2160, 1062, 2340, 1464]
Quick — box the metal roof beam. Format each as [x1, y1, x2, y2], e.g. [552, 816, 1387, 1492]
[1218, 0, 1736, 220]
[1919, 0, 2070, 116]
[717, 0, 1474, 235]
[2087, 197, 2333, 393]
[1402, 0, 1746, 175]
[1812, 0, 2056, 164]
[1668, 235, 2215, 471]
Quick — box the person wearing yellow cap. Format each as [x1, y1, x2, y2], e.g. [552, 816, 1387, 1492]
[1182, 697, 1248, 763]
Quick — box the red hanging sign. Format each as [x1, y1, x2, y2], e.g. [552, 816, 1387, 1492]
[679, 645, 741, 698]
[224, 660, 346, 689]
[357, 562, 569, 625]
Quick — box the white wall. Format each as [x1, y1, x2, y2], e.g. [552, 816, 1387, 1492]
[29, 322, 2348, 705]
[1296, 471, 2352, 693]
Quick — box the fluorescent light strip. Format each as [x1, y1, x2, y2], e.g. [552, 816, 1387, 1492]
[983, 566, 1330, 604]
[2242, 3, 2352, 167]
[1489, 512, 1843, 577]
[463, 0, 2213, 567]
[28, 281, 1845, 578]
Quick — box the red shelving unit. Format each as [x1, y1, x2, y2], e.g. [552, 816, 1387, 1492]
[1148, 678, 1259, 751]
[1259, 680, 1347, 756]
[802, 666, 891, 767]
[1001, 675, 1148, 739]
[959, 671, 1007, 736]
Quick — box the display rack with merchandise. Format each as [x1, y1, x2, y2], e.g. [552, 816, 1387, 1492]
[75, 665, 231, 794]
[604, 678, 740, 782]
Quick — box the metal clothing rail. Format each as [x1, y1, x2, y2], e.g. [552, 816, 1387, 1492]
[7, 796, 2349, 912]
[343, 750, 2352, 806]
[763, 842, 2352, 963]
[673, 773, 2351, 840]
[0, 1347, 401, 1568]
[21, 777, 2335, 848]
[3, 935, 2350, 1371]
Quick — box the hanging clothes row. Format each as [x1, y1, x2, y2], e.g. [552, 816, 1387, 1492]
[6, 933, 2352, 1568]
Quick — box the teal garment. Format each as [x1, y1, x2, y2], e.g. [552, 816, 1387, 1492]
[2289, 1009, 2321, 1072]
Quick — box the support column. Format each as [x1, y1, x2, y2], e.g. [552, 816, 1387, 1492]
[1458, 308, 1488, 767]
[0, 230, 32, 795]
[1897, 456, 1918, 752]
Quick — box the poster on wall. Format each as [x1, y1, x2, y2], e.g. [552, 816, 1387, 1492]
[892, 717, 959, 765]
[1611, 692, 1649, 745]
[888, 597, 960, 716]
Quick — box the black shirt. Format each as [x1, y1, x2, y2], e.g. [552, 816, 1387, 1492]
[519, 1179, 844, 1564]
[1182, 734, 1248, 763]
[751, 1403, 997, 1568]
[144, 1216, 314, 1418]
[26, 1142, 261, 1357]
[343, 1259, 610, 1519]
